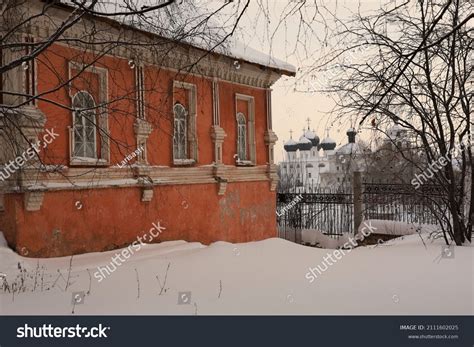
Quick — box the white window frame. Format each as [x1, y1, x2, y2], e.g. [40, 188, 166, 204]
[236, 112, 248, 162]
[135, 65, 146, 120]
[71, 90, 98, 162]
[173, 103, 188, 161]
[235, 93, 256, 166]
[172, 81, 197, 166]
[68, 62, 109, 166]
[23, 35, 36, 105]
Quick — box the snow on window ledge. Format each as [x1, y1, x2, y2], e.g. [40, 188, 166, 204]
[70, 157, 108, 166]
[173, 159, 196, 166]
[236, 160, 254, 167]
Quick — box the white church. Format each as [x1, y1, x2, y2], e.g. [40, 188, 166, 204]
[278, 121, 409, 193]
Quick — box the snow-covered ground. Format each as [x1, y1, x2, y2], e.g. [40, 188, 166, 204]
[301, 219, 439, 248]
[0, 225, 473, 315]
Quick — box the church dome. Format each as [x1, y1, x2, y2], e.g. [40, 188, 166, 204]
[304, 129, 320, 146]
[297, 136, 313, 151]
[346, 127, 357, 144]
[347, 127, 357, 134]
[320, 137, 336, 151]
[284, 138, 298, 152]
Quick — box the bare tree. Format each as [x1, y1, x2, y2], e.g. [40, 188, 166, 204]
[0, 0, 250, 190]
[317, 0, 473, 244]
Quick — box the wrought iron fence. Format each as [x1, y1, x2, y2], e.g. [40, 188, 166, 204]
[362, 183, 446, 226]
[277, 191, 354, 241]
[276, 183, 448, 243]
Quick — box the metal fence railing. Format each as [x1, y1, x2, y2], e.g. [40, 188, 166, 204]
[363, 183, 446, 226]
[277, 191, 354, 240]
[277, 183, 448, 243]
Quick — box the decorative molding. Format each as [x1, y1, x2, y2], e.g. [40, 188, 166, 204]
[134, 118, 153, 165]
[21, 2, 290, 89]
[11, 165, 271, 193]
[266, 88, 273, 130]
[24, 190, 44, 211]
[133, 165, 152, 176]
[210, 125, 226, 165]
[212, 79, 220, 125]
[11, 105, 46, 130]
[213, 164, 227, 195]
[264, 87, 277, 191]
[216, 177, 228, 196]
[211, 79, 225, 165]
[264, 129, 278, 165]
[267, 163, 279, 191]
[0, 105, 46, 168]
[133, 118, 153, 136]
[264, 129, 278, 145]
[141, 188, 153, 202]
[210, 125, 227, 143]
[138, 176, 154, 202]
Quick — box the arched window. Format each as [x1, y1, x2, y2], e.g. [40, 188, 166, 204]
[72, 91, 97, 158]
[236, 112, 247, 161]
[173, 103, 188, 160]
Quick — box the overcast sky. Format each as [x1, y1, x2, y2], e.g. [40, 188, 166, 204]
[228, 0, 395, 161]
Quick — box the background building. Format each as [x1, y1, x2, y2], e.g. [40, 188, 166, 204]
[278, 123, 412, 192]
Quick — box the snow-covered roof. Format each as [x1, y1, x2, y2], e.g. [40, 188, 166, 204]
[220, 41, 296, 75]
[321, 137, 336, 144]
[304, 129, 320, 146]
[320, 136, 337, 151]
[304, 129, 317, 139]
[298, 136, 312, 144]
[284, 138, 299, 152]
[55, 1, 295, 75]
[297, 136, 312, 151]
[337, 142, 359, 155]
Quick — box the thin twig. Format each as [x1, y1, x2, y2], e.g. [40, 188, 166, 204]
[135, 268, 140, 300]
[65, 255, 74, 291]
[156, 262, 171, 295]
[86, 268, 92, 295]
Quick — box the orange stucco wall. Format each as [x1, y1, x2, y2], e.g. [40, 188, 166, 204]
[1, 181, 276, 257]
[0, 43, 277, 257]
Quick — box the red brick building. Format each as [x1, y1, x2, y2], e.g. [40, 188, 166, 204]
[0, 1, 294, 257]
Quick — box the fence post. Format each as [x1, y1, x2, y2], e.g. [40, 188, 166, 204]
[353, 171, 363, 234]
